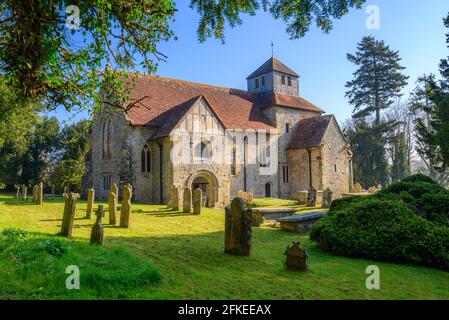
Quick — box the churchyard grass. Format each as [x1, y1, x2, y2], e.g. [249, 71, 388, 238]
[0, 193, 448, 299]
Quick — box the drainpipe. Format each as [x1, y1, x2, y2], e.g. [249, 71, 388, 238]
[157, 141, 163, 204]
[307, 149, 313, 189]
[243, 136, 247, 191]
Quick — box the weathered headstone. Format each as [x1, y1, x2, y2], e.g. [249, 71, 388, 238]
[21, 185, 27, 200]
[284, 241, 309, 272]
[293, 191, 309, 205]
[120, 184, 132, 228]
[16, 186, 20, 198]
[36, 182, 43, 204]
[306, 188, 317, 207]
[171, 185, 179, 211]
[352, 182, 363, 193]
[246, 192, 254, 205]
[322, 188, 333, 208]
[51, 184, 56, 198]
[108, 191, 117, 225]
[63, 185, 68, 196]
[224, 197, 252, 256]
[60, 193, 77, 237]
[183, 187, 192, 213]
[90, 205, 105, 245]
[111, 183, 118, 208]
[193, 188, 202, 215]
[368, 186, 378, 193]
[86, 188, 95, 218]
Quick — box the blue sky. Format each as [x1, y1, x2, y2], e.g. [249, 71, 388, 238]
[51, 0, 449, 125]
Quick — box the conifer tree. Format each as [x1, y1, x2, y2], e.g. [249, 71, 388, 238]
[345, 36, 408, 125]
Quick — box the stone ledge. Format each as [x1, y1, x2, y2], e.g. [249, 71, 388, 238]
[276, 211, 327, 233]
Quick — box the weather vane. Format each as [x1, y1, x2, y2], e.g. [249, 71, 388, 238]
[271, 41, 274, 57]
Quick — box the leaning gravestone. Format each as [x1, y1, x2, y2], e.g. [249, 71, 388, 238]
[193, 188, 202, 215]
[183, 187, 192, 213]
[60, 193, 77, 237]
[307, 188, 317, 207]
[86, 188, 95, 219]
[225, 197, 252, 256]
[120, 184, 132, 228]
[322, 188, 333, 208]
[108, 191, 117, 225]
[90, 205, 105, 245]
[171, 186, 179, 211]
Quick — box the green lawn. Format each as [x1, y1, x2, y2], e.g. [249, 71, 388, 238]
[0, 193, 449, 300]
[252, 197, 328, 214]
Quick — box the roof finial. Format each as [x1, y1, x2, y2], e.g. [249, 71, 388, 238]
[271, 41, 274, 57]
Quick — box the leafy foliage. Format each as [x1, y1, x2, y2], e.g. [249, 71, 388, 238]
[310, 199, 449, 271]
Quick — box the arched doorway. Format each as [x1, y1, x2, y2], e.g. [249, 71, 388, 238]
[186, 170, 220, 208]
[265, 183, 271, 197]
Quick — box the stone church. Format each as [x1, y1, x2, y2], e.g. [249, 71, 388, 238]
[84, 57, 353, 207]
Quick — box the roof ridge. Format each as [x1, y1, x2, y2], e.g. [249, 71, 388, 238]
[123, 71, 253, 95]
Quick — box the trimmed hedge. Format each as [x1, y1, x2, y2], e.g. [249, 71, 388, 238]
[310, 199, 449, 270]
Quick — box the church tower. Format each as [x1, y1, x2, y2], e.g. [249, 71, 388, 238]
[246, 57, 300, 96]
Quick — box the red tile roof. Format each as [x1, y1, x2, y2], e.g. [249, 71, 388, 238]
[121, 74, 324, 138]
[257, 92, 325, 113]
[287, 115, 334, 150]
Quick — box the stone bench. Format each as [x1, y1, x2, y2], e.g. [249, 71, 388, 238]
[251, 207, 298, 227]
[276, 211, 327, 233]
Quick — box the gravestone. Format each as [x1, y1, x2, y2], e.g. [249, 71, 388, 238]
[193, 188, 202, 215]
[60, 193, 77, 237]
[51, 184, 56, 198]
[63, 185, 68, 196]
[90, 205, 105, 245]
[171, 186, 179, 211]
[86, 188, 95, 218]
[120, 184, 132, 228]
[224, 197, 252, 256]
[322, 188, 333, 208]
[36, 182, 43, 204]
[108, 191, 117, 225]
[368, 186, 378, 193]
[246, 192, 254, 205]
[21, 185, 27, 200]
[183, 187, 192, 213]
[111, 183, 118, 208]
[352, 182, 363, 193]
[284, 241, 309, 272]
[16, 186, 20, 198]
[376, 184, 382, 190]
[307, 188, 317, 207]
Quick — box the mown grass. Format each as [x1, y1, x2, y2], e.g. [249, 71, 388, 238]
[0, 194, 448, 300]
[252, 197, 328, 214]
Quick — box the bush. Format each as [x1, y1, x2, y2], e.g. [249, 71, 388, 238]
[418, 193, 449, 227]
[401, 174, 439, 185]
[310, 199, 449, 271]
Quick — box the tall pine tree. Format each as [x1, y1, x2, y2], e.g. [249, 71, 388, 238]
[345, 36, 408, 125]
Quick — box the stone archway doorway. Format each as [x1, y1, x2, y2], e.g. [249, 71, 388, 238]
[187, 170, 219, 208]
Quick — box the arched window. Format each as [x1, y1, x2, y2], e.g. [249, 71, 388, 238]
[141, 145, 151, 173]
